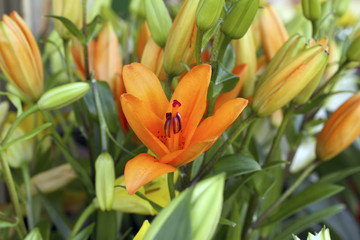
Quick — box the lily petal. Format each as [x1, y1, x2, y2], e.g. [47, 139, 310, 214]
[121, 94, 170, 157]
[125, 153, 176, 195]
[123, 62, 169, 118]
[170, 64, 211, 148]
[190, 98, 248, 148]
[161, 139, 214, 167]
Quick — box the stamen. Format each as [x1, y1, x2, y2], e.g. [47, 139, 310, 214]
[172, 100, 181, 108]
[164, 112, 172, 137]
[173, 112, 182, 134]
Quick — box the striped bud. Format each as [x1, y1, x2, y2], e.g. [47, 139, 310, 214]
[38, 82, 90, 110]
[196, 0, 225, 31]
[301, 0, 321, 21]
[145, 0, 172, 48]
[316, 92, 360, 161]
[221, 0, 259, 39]
[252, 45, 328, 117]
[95, 153, 115, 211]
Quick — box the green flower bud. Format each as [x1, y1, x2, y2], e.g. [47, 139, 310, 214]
[37, 82, 90, 110]
[145, 0, 172, 48]
[221, 0, 259, 39]
[24, 228, 42, 240]
[333, 0, 350, 17]
[301, 0, 321, 21]
[95, 152, 115, 211]
[144, 174, 225, 240]
[196, 0, 225, 31]
[129, 0, 146, 18]
[346, 36, 360, 62]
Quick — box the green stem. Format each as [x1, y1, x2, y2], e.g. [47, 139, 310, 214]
[191, 114, 257, 184]
[311, 20, 317, 39]
[82, 0, 90, 80]
[167, 172, 175, 200]
[0, 105, 39, 145]
[165, 74, 173, 100]
[252, 161, 321, 229]
[266, 104, 295, 163]
[21, 162, 34, 230]
[239, 119, 257, 153]
[243, 193, 259, 240]
[63, 39, 74, 83]
[91, 79, 108, 152]
[0, 153, 27, 237]
[69, 201, 97, 239]
[195, 29, 204, 65]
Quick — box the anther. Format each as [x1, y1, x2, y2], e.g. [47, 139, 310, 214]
[165, 112, 172, 137]
[173, 112, 182, 134]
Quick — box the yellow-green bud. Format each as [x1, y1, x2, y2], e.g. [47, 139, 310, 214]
[259, 34, 307, 84]
[196, 0, 225, 31]
[333, 0, 350, 17]
[95, 152, 115, 211]
[346, 36, 360, 62]
[145, 0, 172, 48]
[144, 174, 225, 240]
[301, 0, 321, 21]
[252, 45, 328, 117]
[130, 0, 146, 18]
[221, 0, 259, 39]
[37, 82, 90, 110]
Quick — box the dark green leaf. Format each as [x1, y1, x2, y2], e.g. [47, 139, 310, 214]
[257, 183, 344, 228]
[37, 190, 71, 239]
[295, 94, 329, 114]
[251, 170, 275, 196]
[219, 217, 237, 227]
[212, 62, 239, 97]
[45, 15, 86, 44]
[87, 15, 103, 41]
[272, 204, 345, 240]
[212, 154, 261, 178]
[202, 20, 221, 49]
[83, 81, 120, 134]
[317, 166, 360, 184]
[72, 223, 95, 240]
[262, 161, 288, 170]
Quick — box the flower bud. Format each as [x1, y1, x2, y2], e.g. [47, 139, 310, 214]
[346, 36, 360, 62]
[95, 152, 115, 211]
[221, 0, 259, 39]
[144, 174, 225, 240]
[301, 0, 321, 21]
[316, 92, 360, 161]
[259, 34, 307, 85]
[259, 4, 289, 61]
[163, 0, 200, 76]
[252, 45, 328, 117]
[37, 82, 90, 110]
[24, 228, 42, 240]
[232, 28, 257, 97]
[26, 164, 77, 196]
[52, 0, 82, 39]
[0, 12, 44, 100]
[141, 37, 165, 81]
[130, 0, 146, 18]
[333, 0, 350, 17]
[196, 0, 225, 31]
[137, 21, 151, 61]
[1, 123, 33, 168]
[145, 0, 172, 48]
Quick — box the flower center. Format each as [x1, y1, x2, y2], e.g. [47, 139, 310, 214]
[164, 100, 183, 151]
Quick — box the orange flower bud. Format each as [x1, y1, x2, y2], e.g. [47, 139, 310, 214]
[140, 37, 165, 81]
[163, 0, 200, 76]
[0, 12, 44, 100]
[252, 45, 328, 117]
[259, 4, 289, 61]
[316, 92, 360, 161]
[137, 21, 151, 61]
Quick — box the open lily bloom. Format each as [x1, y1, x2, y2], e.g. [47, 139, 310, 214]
[121, 63, 248, 194]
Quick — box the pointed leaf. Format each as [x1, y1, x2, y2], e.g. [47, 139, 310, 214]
[45, 15, 86, 43]
[72, 223, 95, 240]
[212, 154, 261, 178]
[317, 166, 360, 184]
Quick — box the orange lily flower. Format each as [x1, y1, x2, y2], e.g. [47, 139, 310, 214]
[121, 63, 248, 194]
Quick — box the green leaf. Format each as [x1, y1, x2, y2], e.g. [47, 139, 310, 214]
[72, 223, 95, 240]
[219, 217, 237, 227]
[257, 183, 344, 228]
[251, 170, 275, 196]
[262, 160, 288, 170]
[144, 188, 193, 240]
[83, 81, 120, 134]
[272, 204, 344, 240]
[87, 15, 103, 41]
[202, 20, 221, 49]
[1, 123, 52, 151]
[225, 201, 241, 240]
[211, 62, 239, 97]
[37, 191, 71, 239]
[24, 227, 43, 240]
[0, 212, 17, 228]
[212, 154, 261, 178]
[45, 15, 86, 44]
[317, 166, 360, 184]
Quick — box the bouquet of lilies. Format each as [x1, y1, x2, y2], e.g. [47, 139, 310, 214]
[0, 0, 359, 239]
